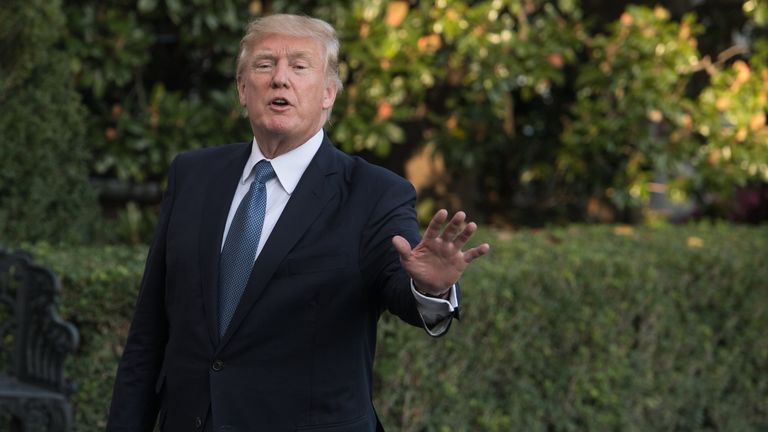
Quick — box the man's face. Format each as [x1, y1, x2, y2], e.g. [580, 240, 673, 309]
[237, 34, 337, 151]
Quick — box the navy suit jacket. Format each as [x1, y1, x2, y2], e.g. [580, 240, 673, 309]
[107, 135, 445, 431]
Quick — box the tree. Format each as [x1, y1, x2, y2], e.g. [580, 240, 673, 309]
[559, 3, 768, 221]
[55, 1, 768, 231]
[0, 0, 98, 243]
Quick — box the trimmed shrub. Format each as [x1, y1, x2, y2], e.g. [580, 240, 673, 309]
[26, 224, 768, 431]
[375, 224, 768, 431]
[0, 0, 98, 243]
[27, 243, 147, 429]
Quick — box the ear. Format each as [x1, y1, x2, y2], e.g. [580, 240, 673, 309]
[236, 76, 247, 107]
[321, 83, 337, 110]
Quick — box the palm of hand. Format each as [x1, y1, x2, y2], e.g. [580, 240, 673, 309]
[392, 209, 490, 296]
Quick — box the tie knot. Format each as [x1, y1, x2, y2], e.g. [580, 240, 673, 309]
[253, 160, 276, 185]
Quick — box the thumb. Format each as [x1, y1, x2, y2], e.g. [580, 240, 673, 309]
[391, 235, 412, 261]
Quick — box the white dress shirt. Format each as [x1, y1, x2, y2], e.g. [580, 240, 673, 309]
[221, 129, 457, 335]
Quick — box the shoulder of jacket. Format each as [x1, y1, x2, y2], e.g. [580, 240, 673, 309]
[339, 153, 408, 188]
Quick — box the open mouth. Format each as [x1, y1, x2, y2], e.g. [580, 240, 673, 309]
[270, 97, 291, 107]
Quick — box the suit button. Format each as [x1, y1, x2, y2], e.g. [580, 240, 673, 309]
[212, 359, 224, 371]
[194, 416, 203, 428]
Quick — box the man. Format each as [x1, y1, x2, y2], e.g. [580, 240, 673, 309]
[107, 14, 489, 432]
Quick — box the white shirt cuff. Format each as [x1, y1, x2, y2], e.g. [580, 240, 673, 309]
[411, 280, 458, 337]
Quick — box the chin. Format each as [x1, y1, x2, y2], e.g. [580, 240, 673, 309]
[258, 120, 294, 135]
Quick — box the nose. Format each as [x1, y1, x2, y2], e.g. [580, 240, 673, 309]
[270, 61, 289, 88]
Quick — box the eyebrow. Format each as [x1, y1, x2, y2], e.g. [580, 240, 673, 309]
[251, 50, 315, 63]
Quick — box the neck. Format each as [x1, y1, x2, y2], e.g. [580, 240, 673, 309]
[254, 128, 323, 159]
[256, 136, 301, 159]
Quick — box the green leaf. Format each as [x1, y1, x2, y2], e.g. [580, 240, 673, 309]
[137, 0, 157, 13]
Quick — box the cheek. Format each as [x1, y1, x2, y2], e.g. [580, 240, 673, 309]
[239, 81, 259, 106]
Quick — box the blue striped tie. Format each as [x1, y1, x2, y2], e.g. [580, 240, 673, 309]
[218, 160, 275, 337]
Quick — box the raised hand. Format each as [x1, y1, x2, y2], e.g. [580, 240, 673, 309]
[392, 209, 490, 297]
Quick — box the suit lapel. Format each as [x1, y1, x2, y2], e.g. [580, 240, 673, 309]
[199, 143, 252, 347]
[217, 137, 341, 350]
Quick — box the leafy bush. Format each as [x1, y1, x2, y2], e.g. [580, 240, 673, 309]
[26, 243, 147, 430]
[62, 0, 583, 185]
[46, 1, 767, 230]
[376, 224, 768, 430]
[24, 224, 768, 431]
[0, 0, 98, 243]
[559, 6, 702, 211]
[560, 5, 768, 217]
[691, 43, 768, 195]
[64, 0, 251, 184]
[59, 1, 767, 227]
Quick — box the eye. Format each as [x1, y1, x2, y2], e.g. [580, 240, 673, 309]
[254, 62, 273, 71]
[292, 63, 309, 71]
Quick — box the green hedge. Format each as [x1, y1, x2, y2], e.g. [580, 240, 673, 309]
[26, 224, 768, 431]
[27, 243, 147, 429]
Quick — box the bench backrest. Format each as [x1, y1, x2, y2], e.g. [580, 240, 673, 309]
[0, 248, 79, 394]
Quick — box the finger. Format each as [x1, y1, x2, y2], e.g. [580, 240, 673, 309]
[453, 221, 477, 250]
[391, 235, 413, 261]
[440, 211, 466, 241]
[423, 209, 448, 239]
[463, 243, 490, 263]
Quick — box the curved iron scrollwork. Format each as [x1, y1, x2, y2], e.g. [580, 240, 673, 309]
[0, 247, 79, 431]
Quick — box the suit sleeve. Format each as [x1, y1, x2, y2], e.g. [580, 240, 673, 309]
[106, 158, 177, 431]
[360, 177, 430, 328]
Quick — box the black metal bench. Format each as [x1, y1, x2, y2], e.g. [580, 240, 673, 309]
[0, 248, 79, 432]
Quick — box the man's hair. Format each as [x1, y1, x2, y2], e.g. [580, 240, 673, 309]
[236, 14, 343, 94]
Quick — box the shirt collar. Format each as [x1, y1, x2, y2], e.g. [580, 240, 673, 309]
[241, 129, 325, 194]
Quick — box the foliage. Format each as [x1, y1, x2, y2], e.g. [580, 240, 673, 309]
[61, 0, 584, 182]
[25, 243, 148, 430]
[22, 224, 768, 431]
[328, 0, 586, 223]
[374, 224, 768, 430]
[0, 0, 98, 244]
[64, 0, 249, 184]
[559, 6, 702, 211]
[560, 4, 768, 218]
[53, 1, 768, 229]
[690, 45, 768, 193]
[745, 0, 768, 26]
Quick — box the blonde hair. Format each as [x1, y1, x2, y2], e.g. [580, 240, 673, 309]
[236, 14, 343, 94]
